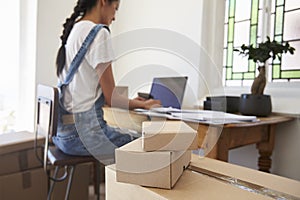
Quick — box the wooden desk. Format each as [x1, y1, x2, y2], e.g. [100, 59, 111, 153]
[103, 107, 294, 172]
[193, 115, 294, 172]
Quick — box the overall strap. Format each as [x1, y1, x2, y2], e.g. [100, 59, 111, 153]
[58, 24, 108, 88]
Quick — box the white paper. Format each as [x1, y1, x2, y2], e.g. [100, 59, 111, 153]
[134, 108, 258, 124]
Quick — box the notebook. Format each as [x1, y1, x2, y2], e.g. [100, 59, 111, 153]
[144, 76, 188, 109]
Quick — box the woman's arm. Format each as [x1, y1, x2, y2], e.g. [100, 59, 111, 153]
[96, 63, 161, 110]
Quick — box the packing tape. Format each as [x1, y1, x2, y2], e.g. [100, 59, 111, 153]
[188, 165, 300, 200]
[18, 151, 28, 171]
[22, 171, 32, 189]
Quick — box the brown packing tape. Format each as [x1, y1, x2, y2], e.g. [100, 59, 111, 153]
[19, 150, 29, 171]
[0, 146, 44, 176]
[188, 165, 300, 200]
[22, 171, 32, 189]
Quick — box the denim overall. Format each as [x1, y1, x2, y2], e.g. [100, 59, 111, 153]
[52, 24, 134, 164]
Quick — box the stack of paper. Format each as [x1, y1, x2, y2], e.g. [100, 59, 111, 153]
[134, 107, 258, 124]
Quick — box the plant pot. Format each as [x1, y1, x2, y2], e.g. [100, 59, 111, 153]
[239, 94, 272, 117]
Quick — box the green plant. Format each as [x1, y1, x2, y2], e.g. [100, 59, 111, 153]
[234, 37, 295, 95]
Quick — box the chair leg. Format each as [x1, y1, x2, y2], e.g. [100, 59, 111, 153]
[64, 166, 75, 200]
[93, 162, 101, 200]
[47, 166, 60, 200]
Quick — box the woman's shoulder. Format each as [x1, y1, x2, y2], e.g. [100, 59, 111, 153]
[74, 21, 96, 33]
[69, 21, 110, 45]
[74, 21, 109, 35]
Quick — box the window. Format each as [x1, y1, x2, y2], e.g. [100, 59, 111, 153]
[223, 0, 300, 86]
[0, 1, 20, 133]
[0, 1, 37, 134]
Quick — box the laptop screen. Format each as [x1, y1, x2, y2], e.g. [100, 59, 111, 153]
[149, 76, 188, 109]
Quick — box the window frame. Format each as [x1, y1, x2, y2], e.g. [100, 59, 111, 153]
[223, 0, 300, 87]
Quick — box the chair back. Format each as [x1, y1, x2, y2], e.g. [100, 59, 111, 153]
[36, 84, 59, 170]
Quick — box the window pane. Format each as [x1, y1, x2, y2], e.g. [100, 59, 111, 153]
[234, 21, 250, 47]
[227, 68, 232, 80]
[223, 49, 227, 67]
[244, 72, 256, 79]
[281, 70, 300, 79]
[270, 13, 275, 39]
[229, 0, 236, 18]
[225, 0, 229, 23]
[257, 10, 263, 42]
[275, 6, 284, 35]
[282, 41, 300, 70]
[273, 64, 280, 79]
[251, 0, 259, 25]
[277, 0, 284, 6]
[235, 0, 251, 21]
[285, 0, 300, 11]
[232, 73, 243, 79]
[227, 43, 234, 66]
[259, 0, 264, 9]
[233, 51, 248, 72]
[283, 9, 300, 41]
[272, 0, 300, 81]
[228, 18, 235, 42]
[224, 24, 228, 47]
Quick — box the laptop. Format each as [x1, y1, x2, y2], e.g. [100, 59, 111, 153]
[139, 76, 188, 109]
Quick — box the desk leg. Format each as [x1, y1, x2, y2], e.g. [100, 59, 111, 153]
[198, 126, 224, 160]
[216, 129, 229, 162]
[256, 125, 276, 173]
[204, 127, 229, 162]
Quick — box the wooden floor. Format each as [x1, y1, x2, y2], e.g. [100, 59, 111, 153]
[89, 183, 105, 200]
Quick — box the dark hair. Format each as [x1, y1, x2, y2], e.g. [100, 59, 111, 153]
[56, 0, 118, 76]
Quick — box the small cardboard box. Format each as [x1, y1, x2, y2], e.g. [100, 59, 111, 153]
[0, 168, 47, 200]
[107, 154, 300, 200]
[0, 131, 44, 176]
[142, 121, 198, 151]
[115, 138, 191, 189]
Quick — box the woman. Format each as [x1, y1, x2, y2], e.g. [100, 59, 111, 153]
[53, 0, 160, 164]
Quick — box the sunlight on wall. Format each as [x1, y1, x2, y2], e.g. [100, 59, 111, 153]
[0, 1, 20, 133]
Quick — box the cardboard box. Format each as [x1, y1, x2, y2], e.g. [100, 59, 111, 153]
[107, 154, 300, 200]
[0, 131, 91, 199]
[0, 131, 44, 176]
[0, 167, 47, 200]
[115, 138, 191, 189]
[142, 121, 198, 151]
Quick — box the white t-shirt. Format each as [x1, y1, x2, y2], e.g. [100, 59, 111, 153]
[59, 21, 114, 113]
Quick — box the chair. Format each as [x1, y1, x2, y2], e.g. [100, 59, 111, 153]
[35, 84, 101, 200]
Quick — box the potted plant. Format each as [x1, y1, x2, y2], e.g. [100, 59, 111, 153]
[234, 37, 295, 116]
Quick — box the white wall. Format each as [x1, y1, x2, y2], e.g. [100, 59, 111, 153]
[34, 0, 300, 181]
[19, 0, 74, 132]
[36, 0, 75, 87]
[110, 0, 224, 108]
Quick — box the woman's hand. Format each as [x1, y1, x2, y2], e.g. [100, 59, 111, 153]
[133, 96, 147, 101]
[142, 99, 162, 110]
[130, 96, 161, 110]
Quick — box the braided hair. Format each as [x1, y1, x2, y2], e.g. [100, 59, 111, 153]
[55, 0, 117, 76]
